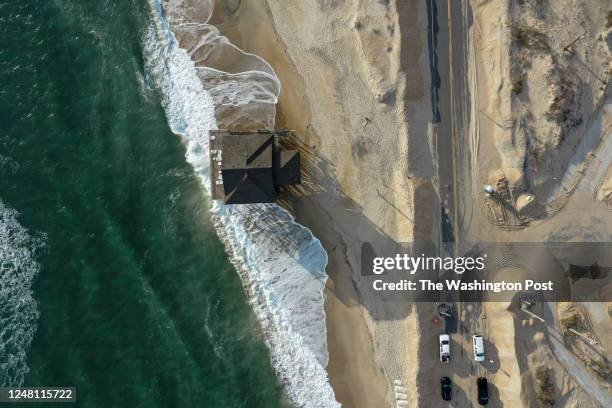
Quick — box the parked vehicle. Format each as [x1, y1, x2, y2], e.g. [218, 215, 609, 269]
[472, 334, 485, 362]
[437, 303, 454, 320]
[439, 334, 451, 363]
[477, 377, 489, 405]
[440, 376, 452, 401]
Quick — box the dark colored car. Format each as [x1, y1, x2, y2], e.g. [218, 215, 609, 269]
[477, 377, 489, 405]
[441, 376, 452, 401]
[438, 303, 455, 321]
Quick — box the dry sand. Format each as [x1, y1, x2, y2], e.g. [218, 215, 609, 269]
[211, 0, 434, 406]
[469, 0, 611, 224]
[209, 0, 612, 406]
[464, 3, 612, 407]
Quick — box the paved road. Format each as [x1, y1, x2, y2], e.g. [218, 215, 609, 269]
[431, 0, 488, 407]
[427, 1, 608, 407]
[434, 0, 472, 249]
[430, 1, 610, 406]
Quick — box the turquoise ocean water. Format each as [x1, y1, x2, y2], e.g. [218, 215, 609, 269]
[0, 0, 285, 406]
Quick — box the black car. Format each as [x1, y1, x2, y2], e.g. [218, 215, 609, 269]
[440, 376, 452, 401]
[477, 377, 489, 405]
[438, 303, 455, 321]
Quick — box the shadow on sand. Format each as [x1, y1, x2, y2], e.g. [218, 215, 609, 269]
[275, 137, 439, 322]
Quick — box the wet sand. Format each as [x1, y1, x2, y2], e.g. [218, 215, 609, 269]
[211, 0, 434, 406]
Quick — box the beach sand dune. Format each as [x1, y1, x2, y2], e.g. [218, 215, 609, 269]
[470, 0, 611, 221]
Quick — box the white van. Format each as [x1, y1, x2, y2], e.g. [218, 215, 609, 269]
[472, 334, 485, 362]
[439, 334, 450, 363]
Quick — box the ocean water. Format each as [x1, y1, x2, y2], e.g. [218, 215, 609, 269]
[0, 0, 288, 406]
[145, 2, 339, 407]
[0, 200, 42, 387]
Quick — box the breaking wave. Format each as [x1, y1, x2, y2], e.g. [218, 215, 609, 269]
[0, 199, 42, 386]
[144, 1, 340, 406]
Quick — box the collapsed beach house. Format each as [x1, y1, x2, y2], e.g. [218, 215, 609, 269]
[209, 130, 301, 204]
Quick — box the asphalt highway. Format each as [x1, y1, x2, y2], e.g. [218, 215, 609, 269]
[429, 0, 492, 406]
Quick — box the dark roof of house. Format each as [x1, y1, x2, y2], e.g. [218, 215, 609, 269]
[220, 133, 276, 204]
[222, 168, 276, 204]
[221, 133, 273, 170]
[209, 130, 301, 204]
[277, 150, 301, 186]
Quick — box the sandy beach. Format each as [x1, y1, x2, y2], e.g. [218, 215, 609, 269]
[211, 1, 434, 406]
[206, 0, 612, 407]
[3, 0, 610, 407]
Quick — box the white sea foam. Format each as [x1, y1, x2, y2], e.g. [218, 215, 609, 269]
[0, 199, 42, 386]
[144, 2, 340, 406]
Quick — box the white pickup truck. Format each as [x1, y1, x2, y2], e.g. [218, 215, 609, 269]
[439, 334, 451, 363]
